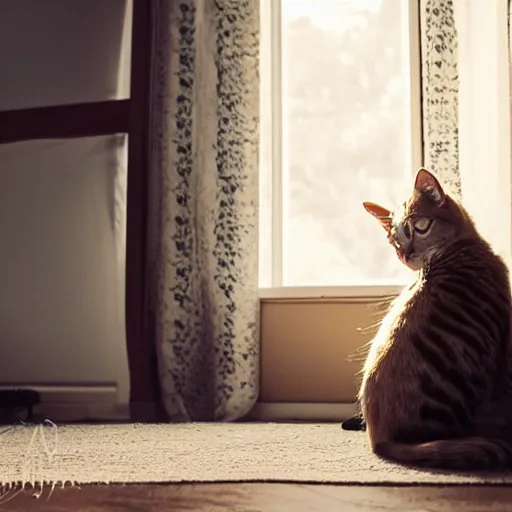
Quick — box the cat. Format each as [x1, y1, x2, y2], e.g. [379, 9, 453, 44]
[357, 167, 512, 470]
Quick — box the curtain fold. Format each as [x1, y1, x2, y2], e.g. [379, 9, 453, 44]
[420, 0, 461, 199]
[147, 0, 260, 422]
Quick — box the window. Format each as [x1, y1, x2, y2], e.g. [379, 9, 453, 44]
[255, 0, 512, 419]
[259, 0, 422, 293]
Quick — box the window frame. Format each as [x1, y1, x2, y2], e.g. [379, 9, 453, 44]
[259, 0, 423, 297]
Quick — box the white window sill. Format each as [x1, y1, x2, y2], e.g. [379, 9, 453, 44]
[259, 285, 404, 300]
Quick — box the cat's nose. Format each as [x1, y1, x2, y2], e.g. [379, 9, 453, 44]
[396, 240, 413, 263]
[394, 229, 413, 259]
[401, 239, 413, 256]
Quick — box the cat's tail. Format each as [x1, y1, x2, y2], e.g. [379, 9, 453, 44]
[374, 437, 512, 470]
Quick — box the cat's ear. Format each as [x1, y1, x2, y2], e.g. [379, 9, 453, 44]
[414, 168, 445, 205]
[363, 202, 393, 232]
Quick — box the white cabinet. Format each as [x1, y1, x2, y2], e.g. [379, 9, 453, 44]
[0, 0, 133, 420]
[0, 137, 130, 420]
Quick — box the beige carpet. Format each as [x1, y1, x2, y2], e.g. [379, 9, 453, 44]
[2, 422, 512, 486]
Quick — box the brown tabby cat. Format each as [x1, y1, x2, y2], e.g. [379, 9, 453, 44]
[359, 167, 512, 470]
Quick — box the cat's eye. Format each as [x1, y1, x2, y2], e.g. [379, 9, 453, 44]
[413, 217, 433, 234]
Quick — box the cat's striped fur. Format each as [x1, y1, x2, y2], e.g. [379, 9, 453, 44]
[359, 168, 512, 470]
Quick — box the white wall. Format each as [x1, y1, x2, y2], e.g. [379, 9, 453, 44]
[0, 1, 132, 420]
[0, 0, 132, 110]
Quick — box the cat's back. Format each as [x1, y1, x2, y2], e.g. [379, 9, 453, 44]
[422, 236, 511, 380]
[425, 236, 510, 317]
[360, 235, 511, 444]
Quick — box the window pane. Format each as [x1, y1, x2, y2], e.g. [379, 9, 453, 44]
[0, 136, 128, 386]
[279, 0, 417, 286]
[0, 0, 132, 110]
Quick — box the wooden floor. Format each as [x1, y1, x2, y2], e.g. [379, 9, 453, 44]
[2, 483, 512, 511]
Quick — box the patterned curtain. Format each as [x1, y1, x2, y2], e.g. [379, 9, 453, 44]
[147, 0, 260, 421]
[420, 0, 461, 199]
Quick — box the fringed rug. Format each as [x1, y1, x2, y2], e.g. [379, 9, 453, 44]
[1, 422, 512, 487]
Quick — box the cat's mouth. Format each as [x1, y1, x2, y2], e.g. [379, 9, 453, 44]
[391, 238, 413, 263]
[398, 250, 412, 265]
[398, 245, 424, 270]
[397, 247, 410, 263]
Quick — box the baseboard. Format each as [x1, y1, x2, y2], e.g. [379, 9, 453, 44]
[0, 387, 359, 423]
[0, 384, 129, 422]
[129, 401, 168, 422]
[247, 402, 359, 422]
[35, 401, 130, 422]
